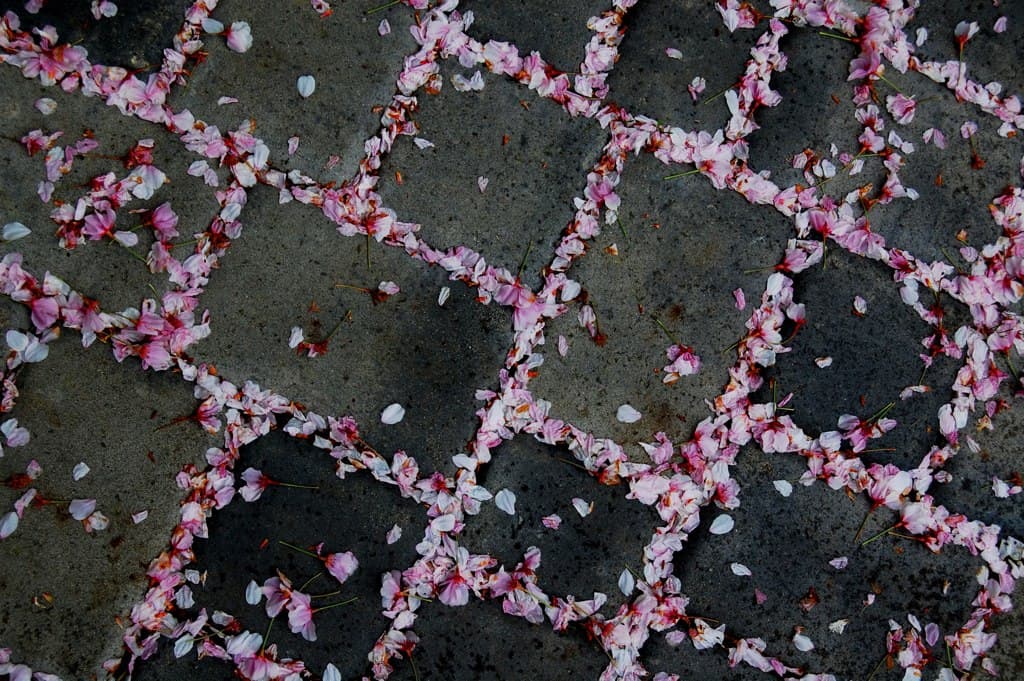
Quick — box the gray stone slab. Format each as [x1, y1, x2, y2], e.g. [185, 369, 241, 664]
[131, 430, 429, 681]
[167, 0, 418, 185]
[192, 185, 512, 476]
[930, 403, 1024, 541]
[0, 0, 193, 70]
[767, 247, 961, 470]
[459, 0, 608, 74]
[387, 598, 609, 681]
[460, 435, 659, 611]
[605, 0, 757, 130]
[0, 66, 227, 313]
[527, 151, 791, 446]
[667, 446, 985, 680]
[745, 25, 861, 187]
[377, 62, 605, 291]
[0, 334, 216, 678]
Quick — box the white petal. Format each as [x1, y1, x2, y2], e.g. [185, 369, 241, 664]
[245, 579, 262, 605]
[386, 524, 402, 544]
[495, 489, 516, 515]
[131, 510, 149, 524]
[477, 176, 489, 193]
[34, 97, 57, 115]
[2, 222, 31, 241]
[618, 569, 635, 596]
[451, 454, 475, 470]
[6, 330, 28, 352]
[829, 618, 850, 635]
[438, 286, 451, 306]
[381, 403, 405, 425]
[413, 137, 435, 150]
[793, 632, 815, 651]
[0, 511, 18, 539]
[730, 562, 752, 577]
[708, 514, 734, 535]
[814, 356, 833, 368]
[324, 663, 342, 681]
[377, 18, 391, 35]
[616, 404, 642, 423]
[173, 634, 194, 658]
[297, 75, 316, 98]
[829, 556, 849, 570]
[69, 498, 96, 520]
[201, 17, 224, 33]
[72, 462, 90, 481]
[572, 497, 592, 517]
[772, 480, 793, 497]
[431, 514, 456, 532]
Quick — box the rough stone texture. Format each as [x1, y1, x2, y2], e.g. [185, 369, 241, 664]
[460, 0, 608, 73]
[193, 185, 512, 476]
[461, 435, 659, 611]
[669, 448, 982, 680]
[378, 63, 605, 291]
[767, 246, 961, 470]
[528, 151, 791, 446]
[0, 66, 224, 312]
[0, 0, 193, 70]
[134, 431, 429, 681]
[0, 334, 216, 677]
[0, 1, 1021, 680]
[388, 599, 609, 681]
[167, 0, 418, 185]
[606, 0, 757, 131]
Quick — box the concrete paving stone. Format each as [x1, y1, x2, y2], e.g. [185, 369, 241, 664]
[0, 66, 229, 312]
[763, 246, 961, 470]
[867, 76, 1024, 266]
[908, 0, 1024, 95]
[527, 151, 791, 447]
[458, 435, 660, 613]
[377, 61, 605, 291]
[130, 430, 429, 681]
[459, 0, 608, 75]
[986, 602, 1024, 679]
[193, 185, 512, 477]
[669, 446, 985, 680]
[744, 23, 861, 188]
[929, 402, 1024, 541]
[1, 2, 1023, 680]
[605, 0, 757, 131]
[387, 598, 609, 681]
[167, 0, 418, 185]
[0, 0, 193, 71]
[0, 333, 217, 679]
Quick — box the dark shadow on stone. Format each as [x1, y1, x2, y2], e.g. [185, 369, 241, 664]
[459, 0, 607, 73]
[170, 430, 429, 680]
[528, 151, 791, 446]
[0, 0, 193, 70]
[192, 186, 512, 478]
[768, 247, 960, 470]
[745, 21, 859, 186]
[669, 445, 984, 680]
[930, 399, 1024, 541]
[460, 435, 658, 613]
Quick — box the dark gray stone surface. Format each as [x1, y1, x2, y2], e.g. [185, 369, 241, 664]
[0, 1, 1021, 680]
